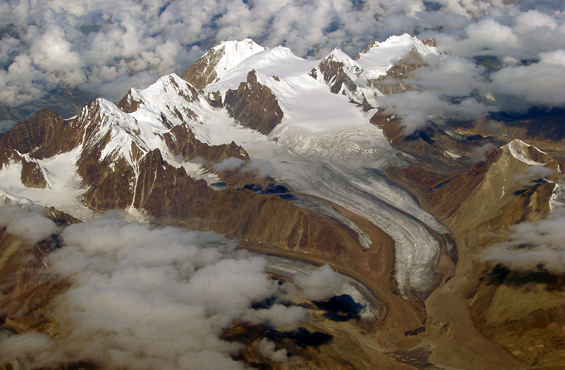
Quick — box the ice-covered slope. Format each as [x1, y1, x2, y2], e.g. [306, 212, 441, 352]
[0, 36, 447, 298]
[181, 39, 266, 88]
[0, 74, 235, 216]
[355, 33, 439, 79]
[205, 46, 318, 93]
[193, 40, 448, 296]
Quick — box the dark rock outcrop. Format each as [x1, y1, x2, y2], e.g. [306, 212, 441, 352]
[116, 89, 142, 113]
[162, 124, 249, 163]
[224, 70, 284, 135]
[0, 108, 82, 162]
[181, 41, 226, 89]
[20, 158, 48, 189]
[310, 51, 361, 95]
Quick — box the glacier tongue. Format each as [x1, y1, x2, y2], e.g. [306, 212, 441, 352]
[0, 36, 447, 298]
[192, 40, 448, 296]
[182, 97, 447, 296]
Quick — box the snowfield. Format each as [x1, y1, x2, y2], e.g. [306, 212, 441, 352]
[0, 35, 448, 297]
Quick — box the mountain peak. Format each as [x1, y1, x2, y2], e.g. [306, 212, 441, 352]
[310, 48, 364, 97]
[212, 39, 267, 69]
[181, 39, 266, 89]
[326, 47, 349, 59]
[505, 139, 552, 166]
[355, 33, 438, 79]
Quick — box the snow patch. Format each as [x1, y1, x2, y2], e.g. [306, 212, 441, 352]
[0, 149, 94, 220]
[507, 139, 545, 166]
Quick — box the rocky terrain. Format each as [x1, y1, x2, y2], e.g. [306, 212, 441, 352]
[0, 35, 564, 370]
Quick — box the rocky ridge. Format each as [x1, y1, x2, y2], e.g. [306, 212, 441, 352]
[0, 35, 564, 370]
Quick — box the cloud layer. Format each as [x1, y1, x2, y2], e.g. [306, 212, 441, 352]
[0, 214, 310, 369]
[480, 207, 565, 273]
[379, 8, 565, 132]
[0, 0, 564, 129]
[0, 204, 60, 244]
[294, 264, 345, 300]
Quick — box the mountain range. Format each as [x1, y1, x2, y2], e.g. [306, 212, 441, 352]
[0, 35, 564, 370]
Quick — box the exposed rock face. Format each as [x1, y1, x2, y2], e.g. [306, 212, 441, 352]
[310, 49, 361, 95]
[0, 108, 81, 164]
[422, 38, 437, 47]
[80, 146, 367, 264]
[451, 109, 565, 146]
[181, 41, 226, 89]
[371, 109, 504, 170]
[386, 150, 502, 219]
[353, 41, 379, 61]
[20, 158, 48, 188]
[116, 89, 142, 113]
[1, 91, 367, 275]
[447, 140, 559, 235]
[162, 124, 249, 163]
[224, 70, 284, 135]
[74, 100, 120, 192]
[2, 36, 565, 370]
[0, 209, 77, 335]
[0, 108, 64, 155]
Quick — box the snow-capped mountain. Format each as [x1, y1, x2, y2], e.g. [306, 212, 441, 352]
[1, 35, 564, 370]
[0, 34, 449, 298]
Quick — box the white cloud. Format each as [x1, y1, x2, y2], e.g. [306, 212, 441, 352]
[471, 142, 498, 162]
[294, 264, 344, 300]
[512, 165, 555, 186]
[379, 91, 494, 134]
[258, 338, 289, 363]
[0, 332, 58, 366]
[242, 158, 276, 178]
[411, 55, 486, 96]
[0, 204, 60, 245]
[0, 0, 564, 128]
[211, 157, 245, 172]
[480, 208, 565, 273]
[0, 215, 310, 369]
[244, 303, 309, 328]
[488, 50, 565, 111]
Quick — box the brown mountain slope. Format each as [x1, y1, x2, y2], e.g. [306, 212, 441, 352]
[385, 136, 565, 369]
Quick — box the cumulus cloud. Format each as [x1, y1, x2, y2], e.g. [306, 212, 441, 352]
[379, 91, 494, 133]
[0, 204, 60, 244]
[0, 216, 309, 369]
[471, 142, 498, 162]
[294, 264, 345, 300]
[0, 0, 564, 131]
[242, 158, 276, 178]
[0, 332, 57, 366]
[374, 5, 565, 132]
[513, 165, 555, 186]
[244, 304, 309, 328]
[480, 208, 565, 273]
[258, 338, 289, 363]
[208, 157, 275, 178]
[489, 50, 565, 111]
